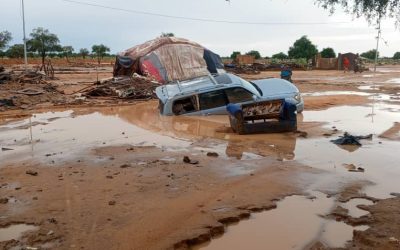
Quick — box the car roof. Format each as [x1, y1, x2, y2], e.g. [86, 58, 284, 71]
[156, 73, 243, 102]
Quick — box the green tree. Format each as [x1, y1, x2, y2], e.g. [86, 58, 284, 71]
[272, 52, 288, 59]
[288, 36, 318, 60]
[27, 27, 61, 65]
[79, 48, 89, 59]
[230, 51, 241, 59]
[361, 49, 379, 60]
[315, 0, 400, 25]
[0, 31, 12, 51]
[5, 44, 24, 58]
[62, 46, 74, 62]
[246, 50, 261, 59]
[160, 32, 175, 37]
[92, 44, 110, 64]
[393, 52, 400, 59]
[320, 47, 336, 58]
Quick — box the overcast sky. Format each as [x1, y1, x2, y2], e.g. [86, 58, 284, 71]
[1, 0, 399, 57]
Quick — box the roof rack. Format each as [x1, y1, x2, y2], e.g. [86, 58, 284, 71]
[174, 74, 218, 91]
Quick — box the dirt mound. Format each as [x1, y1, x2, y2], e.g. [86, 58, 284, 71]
[0, 69, 50, 85]
[225, 62, 306, 75]
[0, 81, 69, 111]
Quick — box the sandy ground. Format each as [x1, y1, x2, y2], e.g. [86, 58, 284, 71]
[1, 64, 400, 250]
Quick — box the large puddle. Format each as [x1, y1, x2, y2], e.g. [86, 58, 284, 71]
[0, 224, 38, 242]
[196, 192, 368, 250]
[303, 91, 371, 97]
[387, 78, 400, 84]
[1, 99, 399, 248]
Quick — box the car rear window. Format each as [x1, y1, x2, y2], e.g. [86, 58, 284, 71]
[214, 74, 232, 85]
[199, 90, 228, 110]
[225, 87, 253, 104]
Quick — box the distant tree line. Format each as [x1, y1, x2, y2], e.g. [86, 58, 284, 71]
[228, 35, 399, 61]
[0, 28, 112, 65]
[2, 29, 399, 64]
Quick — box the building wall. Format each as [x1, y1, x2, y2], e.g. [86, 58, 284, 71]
[315, 57, 338, 70]
[235, 55, 255, 65]
[338, 53, 358, 71]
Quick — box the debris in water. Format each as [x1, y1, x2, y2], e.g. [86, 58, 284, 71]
[120, 164, 132, 168]
[183, 156, 199, 165]
[82, 76, 158, 100]
[25, 247, 38, 250]
[343, 164, 365, 173]
[295, 130, 308, 138]
[0, 98, 15, 107]
[108, 200, 116, 206]
[0, 197, 9, 204]
[331, 132, 373, 146]
[15, 88, 44, 96]
[207, 152, 219, 157]
[1, 147, 14, 151]
[26, 170, 38, 176]
[348, 167, 365, 173]
[48, 218, 57, 224]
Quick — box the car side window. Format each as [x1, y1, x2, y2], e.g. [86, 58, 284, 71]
[225, 87, 254, 104]
[199, 90, 228, 110]
[172, 95, 199, 115]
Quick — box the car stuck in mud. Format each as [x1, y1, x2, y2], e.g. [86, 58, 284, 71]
[155, 73, 304, 116]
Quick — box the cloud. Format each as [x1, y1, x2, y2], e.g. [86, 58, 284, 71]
[0, 0, 398, 57]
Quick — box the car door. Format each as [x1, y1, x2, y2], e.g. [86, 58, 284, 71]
[199, 89, 229, 115]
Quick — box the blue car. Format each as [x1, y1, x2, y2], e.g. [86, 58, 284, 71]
[156, 73, 303, 116]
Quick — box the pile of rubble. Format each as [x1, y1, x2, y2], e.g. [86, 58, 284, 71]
[225, 62, 307, 75]
[225, 64, 260, 75]
[0, 66, 49, 84]
[82, 74, 159, 100]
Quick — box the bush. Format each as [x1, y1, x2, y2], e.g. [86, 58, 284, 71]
[288, 36, 318, 60]
[272, 52, 288, 60]
[320, 48, 336, 58]
[361, 49, 379, 60]
[245, 50, 261, 59]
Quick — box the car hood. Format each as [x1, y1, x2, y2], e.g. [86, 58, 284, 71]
[252, 78, 299, 98]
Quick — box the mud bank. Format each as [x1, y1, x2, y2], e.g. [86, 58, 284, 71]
[0, 145, 316, 249]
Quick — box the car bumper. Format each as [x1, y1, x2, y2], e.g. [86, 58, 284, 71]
[284, 97, 304, 113]
[296, 101, 304, 113]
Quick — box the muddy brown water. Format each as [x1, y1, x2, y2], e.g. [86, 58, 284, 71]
[1, 98, 400, 248]
[195, 192, 369, 250]
[0, 224, 38, 242]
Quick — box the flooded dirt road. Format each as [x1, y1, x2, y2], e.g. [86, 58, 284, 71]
[1, 68, 400, 249]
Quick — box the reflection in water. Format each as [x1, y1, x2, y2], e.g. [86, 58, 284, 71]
[107, 102, 298, 161]
[303, 104, 400, 135]
[0, 109, 192, 164]
[0, 224, 38, 242]
[225, 139, 296, 161]
[0, 103, 299, 164]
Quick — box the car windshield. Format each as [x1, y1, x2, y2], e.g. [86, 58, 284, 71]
[231, 75, 262, 96]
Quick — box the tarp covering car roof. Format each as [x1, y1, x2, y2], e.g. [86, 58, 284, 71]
[113, 37, 224, 84]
